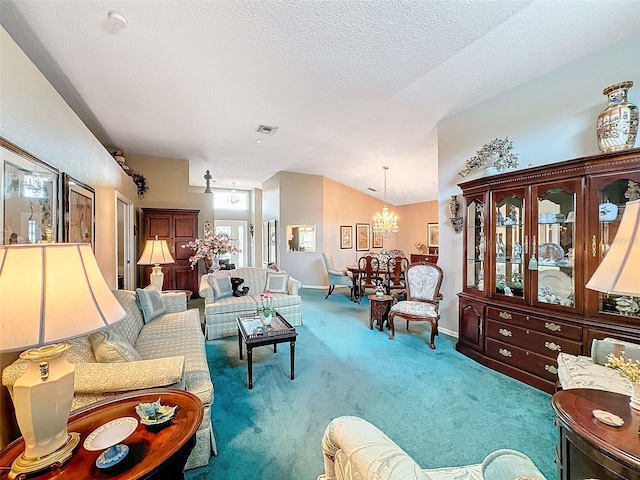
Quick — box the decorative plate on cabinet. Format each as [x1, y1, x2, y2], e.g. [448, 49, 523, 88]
[538, 243, 564, 265]
[538, 270, 573, 299]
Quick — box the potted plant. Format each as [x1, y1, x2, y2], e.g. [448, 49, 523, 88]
[181, 231, 240, 270]
[606, 353, 640, 409]
[458, 137, 519, 177]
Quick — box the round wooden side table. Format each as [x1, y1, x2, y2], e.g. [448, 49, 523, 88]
[0, 388, 203, 480]
[368, 294, 393, 332]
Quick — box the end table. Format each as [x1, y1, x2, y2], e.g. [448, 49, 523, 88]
[368, 294, 393, 332]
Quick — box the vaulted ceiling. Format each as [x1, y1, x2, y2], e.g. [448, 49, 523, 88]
[2, 1, 639, 205]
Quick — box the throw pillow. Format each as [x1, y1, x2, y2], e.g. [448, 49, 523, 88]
[208, 273, 233, 300]
[231, 277, 249, 297]
[89, 330, 143, 363]
[136, 285, 166, 323]
[592, 337, 640, 365]
[265, 271, 290, 294]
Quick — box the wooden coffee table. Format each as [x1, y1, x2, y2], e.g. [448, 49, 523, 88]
[0, 388, 203, 480]
[237, 312, 298, 389]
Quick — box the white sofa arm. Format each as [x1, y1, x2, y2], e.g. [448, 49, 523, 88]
[288, 277, 302, 295]
[319, 416, 429, 480]
[199, 275, 215, 303]
[162, 292, 187, 313]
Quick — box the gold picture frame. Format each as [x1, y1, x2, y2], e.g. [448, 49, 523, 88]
[356, 223, 370, 251]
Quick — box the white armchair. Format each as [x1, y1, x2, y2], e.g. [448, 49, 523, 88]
[323, 252, 354, 300]
[318, 416, 546, 480]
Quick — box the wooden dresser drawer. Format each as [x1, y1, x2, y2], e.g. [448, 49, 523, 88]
[486, 306, 582, 341]
[486, 338, 560, 382]
[486, 319, 582, 358]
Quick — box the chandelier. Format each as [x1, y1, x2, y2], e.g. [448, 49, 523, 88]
[373, 166, 399, 238]
[227, 182, 240, 205]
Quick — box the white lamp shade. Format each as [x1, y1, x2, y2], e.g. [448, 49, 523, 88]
[0, 243, 126, 352]
[137, 238, 175, 265]
[586, 199, 640, 296]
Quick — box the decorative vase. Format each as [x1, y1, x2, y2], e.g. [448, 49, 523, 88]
[261, 312, 273, 326]
[630, 382, 640, 411]
[448, 195, 460, 218]
[485, 166, 500, 176]
[206, 255, 221, 273]
[597, 81, 639, 153]
[598, 202, 618, 222]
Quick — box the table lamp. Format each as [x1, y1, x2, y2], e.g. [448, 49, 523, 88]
[137, 235, 175, 291]
[586, 199, 640, 298]
[0, 243, 126, 479]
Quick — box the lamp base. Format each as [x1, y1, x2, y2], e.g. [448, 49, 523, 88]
[9, 432, 80, 480]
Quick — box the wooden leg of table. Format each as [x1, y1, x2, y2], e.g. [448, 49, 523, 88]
[290, 341, 295, 380]
[238, 328, 243, 360]
[274, 344, 277, 353]
[247, 347, 253, 389]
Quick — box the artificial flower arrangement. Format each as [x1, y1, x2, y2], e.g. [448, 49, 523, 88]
[605, 353, 640, 383]
[259, 289, 274, 317]
[182, 231, 240, 268]
[458, 137, 519, 178]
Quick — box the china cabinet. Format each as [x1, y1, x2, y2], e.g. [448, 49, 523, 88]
[457, 148, 640, 393]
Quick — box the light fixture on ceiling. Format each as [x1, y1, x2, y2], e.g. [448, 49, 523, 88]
[204, 170, 213, 194]
[227, 182, 240, 205]
[108, 10, 128, 29]
[372, 166, 399, 238]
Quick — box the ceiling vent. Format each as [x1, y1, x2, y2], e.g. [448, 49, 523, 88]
[256, 124, 279, 135]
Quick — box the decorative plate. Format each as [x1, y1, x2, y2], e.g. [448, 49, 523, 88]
[592, 409, 624, 427]
[538, 270, 573, 299]
[538, 243, 564, 264]
[135, 398, 178, 426]
[83, 417, 138, 451]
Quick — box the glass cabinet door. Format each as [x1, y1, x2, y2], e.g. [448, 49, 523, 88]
[586, 175, 640, 320]
[531, 179, 583, 312]
[492, 191, 525, 301]
[464, 196, 486, 293]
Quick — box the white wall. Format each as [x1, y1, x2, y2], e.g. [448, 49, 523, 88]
[437, 35, 640, 336]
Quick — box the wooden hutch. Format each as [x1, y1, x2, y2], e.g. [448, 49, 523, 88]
[456, 148, 640, 394]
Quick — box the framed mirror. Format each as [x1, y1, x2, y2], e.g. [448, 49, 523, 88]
[1, 138, 59, 244]
[286, 224, 316, 252]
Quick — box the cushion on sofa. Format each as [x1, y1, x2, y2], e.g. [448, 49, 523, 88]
[89, 330, 143, 363]
[556, 352, 632, 395]
[591, 337, 640, 365]
[265, 271, 290, 293]
[136, 285, 166, 323]
[208, 273, 234, 300]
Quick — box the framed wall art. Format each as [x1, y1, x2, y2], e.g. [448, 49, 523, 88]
[427, 223, 440, 247]
[355, 223, 370, 251]
[340, 225, 352, 249]
[62, 173, 95, 249]
[262, 221, 269, 265]
[268, 220, 278, 265]
[1, 137, 59, 245]
[203, 220, 213, 236]
[372, 231, 383, 249]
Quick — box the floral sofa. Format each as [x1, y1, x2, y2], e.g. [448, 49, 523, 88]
[2, 289, 215, 470]
[199, 267, 302, 339]
[317, 416, 546, 480]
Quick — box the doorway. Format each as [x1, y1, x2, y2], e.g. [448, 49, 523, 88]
[116, 191, 135, 289]
[214, 220, 248, 267]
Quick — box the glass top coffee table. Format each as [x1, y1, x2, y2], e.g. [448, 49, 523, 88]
[236, 312, 298, 389]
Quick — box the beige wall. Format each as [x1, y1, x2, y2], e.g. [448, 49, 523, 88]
[395, 201, 439, 254]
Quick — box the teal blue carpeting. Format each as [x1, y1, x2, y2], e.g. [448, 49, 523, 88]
[186, 288, 556, 480]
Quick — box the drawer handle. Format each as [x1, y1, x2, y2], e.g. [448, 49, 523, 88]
[499, 348, 512, 358]
[545, 365, 558, 375]
[544, 322, 561, 332]
[499, 311, 512, 320]
[499, 328, 512, 337]
[545, 342, 562, 352]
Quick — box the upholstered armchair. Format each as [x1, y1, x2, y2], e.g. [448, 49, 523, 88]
[318, 416, 546, 480]
[388, 262, 444, 348]
[323, 252, 354, 299]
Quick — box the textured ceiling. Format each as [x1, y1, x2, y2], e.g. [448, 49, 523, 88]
[2, 1, 640, 205]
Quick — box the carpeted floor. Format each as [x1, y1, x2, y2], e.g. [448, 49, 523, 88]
[186, 288, 557, 480]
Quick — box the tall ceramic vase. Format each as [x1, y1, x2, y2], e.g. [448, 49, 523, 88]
[597, 81, 638, 153]
[206, 255, 221, 273]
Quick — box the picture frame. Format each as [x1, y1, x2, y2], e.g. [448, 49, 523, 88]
[340, 225, 352, 249]
[355, 223, 370, 251]
[268, 220, 277, 265]
[1, 137, 59, 245]
[427, 223, 440, 247]
[62, 173, 95, 249]
[372, 231, 383, 249]
[203, 220, 213, 236]
[262, 221, 269, 265]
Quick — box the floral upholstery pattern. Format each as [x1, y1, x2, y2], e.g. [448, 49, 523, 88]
[390, 301, 438, 318]
[556, 352, 631, 395]
[200, 267, 302, 339]
[317, 416, 543, 480]
[406, 264, 440, 301]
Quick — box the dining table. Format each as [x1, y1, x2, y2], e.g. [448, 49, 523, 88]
[346, 261, 405, 302]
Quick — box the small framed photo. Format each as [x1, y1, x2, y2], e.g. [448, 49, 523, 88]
[62, 174, 95, 250]
[356, 223, 370, 251]
[340, 225, 352, 249]
[372, 231, 383, 249]
[203, 220, 213, 236]
[427, 223, 439, 247]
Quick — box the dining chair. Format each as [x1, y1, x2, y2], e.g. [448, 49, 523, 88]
[385, 256, 409, 300]
[357, 255, 383, 304]
[322, 252, 354, 300]
[388, 262, 444, 348]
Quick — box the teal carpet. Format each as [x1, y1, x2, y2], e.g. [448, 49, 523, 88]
[186, 288, 556, 480]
